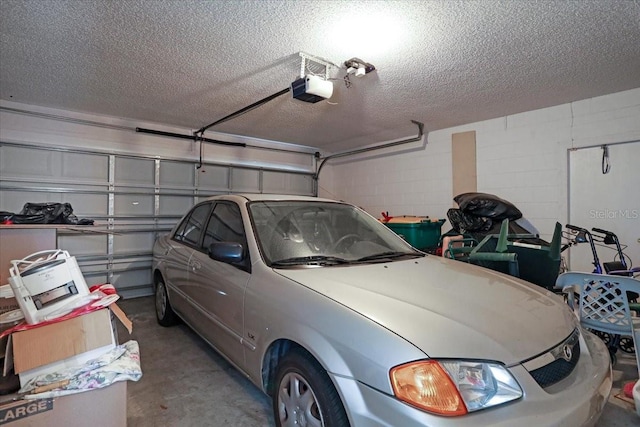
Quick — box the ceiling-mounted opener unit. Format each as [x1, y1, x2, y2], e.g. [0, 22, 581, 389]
[291, 52, 337, 103]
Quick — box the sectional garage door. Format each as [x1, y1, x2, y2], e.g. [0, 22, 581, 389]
[0, 142, 315, 298]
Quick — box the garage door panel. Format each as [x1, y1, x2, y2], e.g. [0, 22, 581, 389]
[112, 268, 153, 298]
[1, 146, 108, 183]
[198, 165, 230, 190]
[113, 232, 155, 254]
[115, 157, 155, 186]
[263, 171, 313, 195]
[64, 193, 108, 218]
[231, 168, 259, 192]
[77, 261, 110, 286]
[60, 152, 109, 182]
[0, 189, 64, 213]
[82, 271, 109, 288]
[114, 194, 154, 216]
[0, 146, 57, 178]
[57, 234, 107, 255]
[160, 161, 194, 187]
[159, 195, 194, 217]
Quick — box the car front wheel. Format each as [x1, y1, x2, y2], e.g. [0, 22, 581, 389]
[273, 348, 349, 427]
[155, 276, 178, 326]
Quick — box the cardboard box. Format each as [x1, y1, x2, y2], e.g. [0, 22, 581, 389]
[0, 298, 22, 361]
[6, 304, 132, 387]
[0, 381, 127, 426]
[11, 309, 114, 375]
[0, 227, 57, 286]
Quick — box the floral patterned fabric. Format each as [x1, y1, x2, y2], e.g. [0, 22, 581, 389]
[20, 340, 142, 399]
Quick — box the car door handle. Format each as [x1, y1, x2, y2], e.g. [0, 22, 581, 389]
[190, 260, 201, 271]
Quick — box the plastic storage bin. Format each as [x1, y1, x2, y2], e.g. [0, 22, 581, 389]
[381, 216, 445, 251]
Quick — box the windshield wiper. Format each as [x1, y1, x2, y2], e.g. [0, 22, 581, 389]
[271, 255, 351, 267]
[355, 251, 423, 263]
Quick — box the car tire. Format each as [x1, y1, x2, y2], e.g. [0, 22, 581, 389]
[155, 276, 178, 327]
[273, 348, 350, 427]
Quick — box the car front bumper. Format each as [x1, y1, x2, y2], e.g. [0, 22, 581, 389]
[331, 328, 612, 427]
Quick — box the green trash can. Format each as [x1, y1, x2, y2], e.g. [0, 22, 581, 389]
[381, 216, 445, 251]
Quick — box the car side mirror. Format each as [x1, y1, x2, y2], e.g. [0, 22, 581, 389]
[208, 242, 244, 263]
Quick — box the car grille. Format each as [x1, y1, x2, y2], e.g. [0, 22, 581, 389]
[523, 329, 581, 389]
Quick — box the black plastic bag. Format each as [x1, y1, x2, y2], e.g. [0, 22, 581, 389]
[447, 208, 493, 234]
[454, 192, 522, 220]
[16, 202, 79, 224]
[1, 203, 94, 225]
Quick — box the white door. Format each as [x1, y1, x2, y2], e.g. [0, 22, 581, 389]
[568, 142, 640, 273]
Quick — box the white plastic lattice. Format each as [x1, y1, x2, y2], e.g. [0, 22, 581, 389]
[580, 279, 632, 331]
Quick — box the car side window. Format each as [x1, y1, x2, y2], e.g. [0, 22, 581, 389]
[202, 202, 246, 249]
[173, 203, 211, 246]
[202, 202, 250, 271]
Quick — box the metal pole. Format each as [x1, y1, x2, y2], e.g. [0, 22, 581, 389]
[195, 88, 291, 135]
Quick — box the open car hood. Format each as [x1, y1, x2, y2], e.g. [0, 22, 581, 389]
[275, 256, 577, 365]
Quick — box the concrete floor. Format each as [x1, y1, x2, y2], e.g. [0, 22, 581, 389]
[117, 296, 639, 427]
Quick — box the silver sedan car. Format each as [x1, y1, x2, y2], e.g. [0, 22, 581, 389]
[152, 194, 611, 426]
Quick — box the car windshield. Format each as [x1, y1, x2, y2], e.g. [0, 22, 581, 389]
[249, 200, 423, 266]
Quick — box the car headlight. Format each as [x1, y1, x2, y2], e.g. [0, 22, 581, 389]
[390, 360, 522, 416]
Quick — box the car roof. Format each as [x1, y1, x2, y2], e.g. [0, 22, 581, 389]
[201, 194, 345, 204]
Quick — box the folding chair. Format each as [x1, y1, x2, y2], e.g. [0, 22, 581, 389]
[556, 271, 640, 376]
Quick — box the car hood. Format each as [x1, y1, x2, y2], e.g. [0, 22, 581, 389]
[275, 256, 577, 365]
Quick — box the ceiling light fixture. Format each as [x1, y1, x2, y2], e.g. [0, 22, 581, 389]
[344, 58, 376, 77]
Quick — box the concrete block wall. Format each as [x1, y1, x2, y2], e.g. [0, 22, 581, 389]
[324, 134, 451, 222]
[326, 88, 640, 241]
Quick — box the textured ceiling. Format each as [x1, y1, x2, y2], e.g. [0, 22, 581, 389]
[1, 0, 639, 153]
